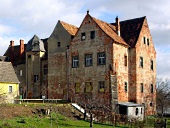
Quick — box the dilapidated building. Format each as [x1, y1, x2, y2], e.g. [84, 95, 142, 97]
[68, 11, 156, 115]
[3, 11, 156, 115]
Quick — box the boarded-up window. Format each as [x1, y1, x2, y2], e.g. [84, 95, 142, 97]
[99, 81, 105, 93]
[75, 83, 80, 93]
[85, 82, 92, 93]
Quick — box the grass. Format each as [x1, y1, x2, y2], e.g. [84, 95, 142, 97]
[0, 112, 126, 128]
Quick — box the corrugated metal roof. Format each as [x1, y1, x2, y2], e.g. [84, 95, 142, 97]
[118, 102, 144, 107]
[0, 62, 19, 83]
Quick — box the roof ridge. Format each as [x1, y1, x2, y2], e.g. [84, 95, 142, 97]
[91, 16, 128, 46]
[59, 20, 78, 29]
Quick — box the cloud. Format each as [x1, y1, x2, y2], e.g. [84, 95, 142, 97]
[0, 0, 170, 79]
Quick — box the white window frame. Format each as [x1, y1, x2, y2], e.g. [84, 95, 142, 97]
[9, 86, 13, 93]
[72, 56, 79, 68]
[98, 52, 106, 65]
[85, 54, 92, 66]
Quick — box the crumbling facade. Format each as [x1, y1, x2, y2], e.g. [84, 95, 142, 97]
[3, 11, 156, 115]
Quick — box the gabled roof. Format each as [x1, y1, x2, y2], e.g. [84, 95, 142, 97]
[91, 16, 128, 46]
[111, 16, 145, 47]
[60, 20, 78, 36]
[0, 62, 19, 83]
[26, 35, 45, 52]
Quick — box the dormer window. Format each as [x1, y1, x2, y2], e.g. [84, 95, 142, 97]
[81, 32, 86, 41]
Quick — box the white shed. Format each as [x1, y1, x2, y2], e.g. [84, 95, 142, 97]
[118, 102, 144, 120]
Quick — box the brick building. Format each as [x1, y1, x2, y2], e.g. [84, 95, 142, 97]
[68, 11, 156, 115]
[3, 11, 156, 115]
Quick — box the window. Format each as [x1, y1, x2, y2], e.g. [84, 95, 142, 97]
[98, 52, 106, 65]
[85, 54, 92, 67]
[90, 31, 95, 39]
[151, 84, 154, 93]
[151, 60, 153, 70]
[140, 57, 143, 68]
[141, 108, 143, 114]
[58, 42, 61, 47]
[34, 75, 39, 82]
[85, 82, 92, 93]
[147, 38, 149, 45]
[75, 83, 81, 93]
[9, 86, 12, 93]
[124, 55, 127, 66]
[44, 65, 48, 74]
[136, 108, 139, 115]
[72, 56, 79, 68]
[20, 70, 22, 76]
[81, 32, 86, 41]
[150, 102, 153, 107]
[140, 83, 143, 93]
[99, 81, 105, 93]
[143, 37, 146, 44]
[125, 82, 128, 92]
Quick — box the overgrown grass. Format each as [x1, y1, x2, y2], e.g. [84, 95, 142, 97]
[0, 112, 126, 128]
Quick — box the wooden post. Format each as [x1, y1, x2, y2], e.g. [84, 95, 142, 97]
[90, 113, 93, 127]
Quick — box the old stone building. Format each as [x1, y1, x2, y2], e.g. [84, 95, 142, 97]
[3, 11, 156, 115]
[68, 11, 156, 115]
[47, 20, 78, 99]
[4, 35, 48, 99]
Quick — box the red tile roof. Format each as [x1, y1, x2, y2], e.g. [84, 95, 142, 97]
[60, 20, 78, 36]
[91, 16, 128, 46]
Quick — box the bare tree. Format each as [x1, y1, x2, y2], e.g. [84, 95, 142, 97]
[156, 78, 170, 116]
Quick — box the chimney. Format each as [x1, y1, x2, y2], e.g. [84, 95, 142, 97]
[10, 40, 14, 64]
[20, 39, 24, 56]
[10, 40, 14, 47]
[116, 16, 120, 36]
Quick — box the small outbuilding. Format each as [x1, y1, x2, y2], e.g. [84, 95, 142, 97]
[0, 61, 20, 103]
[118, 102, 144, 120]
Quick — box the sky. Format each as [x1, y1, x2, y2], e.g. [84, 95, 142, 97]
[0, 0, 170, 79]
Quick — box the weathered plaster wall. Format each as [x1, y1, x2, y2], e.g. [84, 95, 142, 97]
[134, 19, 156, 115]
[48, 21, 72, 99]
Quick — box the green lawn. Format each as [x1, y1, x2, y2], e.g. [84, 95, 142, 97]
[0, 112, 126, 128]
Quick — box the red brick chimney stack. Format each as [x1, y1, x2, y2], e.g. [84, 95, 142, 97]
[20, 39, 24, 56]
[116, 16, 120, 36]
[10, 40, 14, 47]
[10, 40, 14, 64]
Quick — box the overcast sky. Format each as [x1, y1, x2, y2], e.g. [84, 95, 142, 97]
[0, 0, 170, 79]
